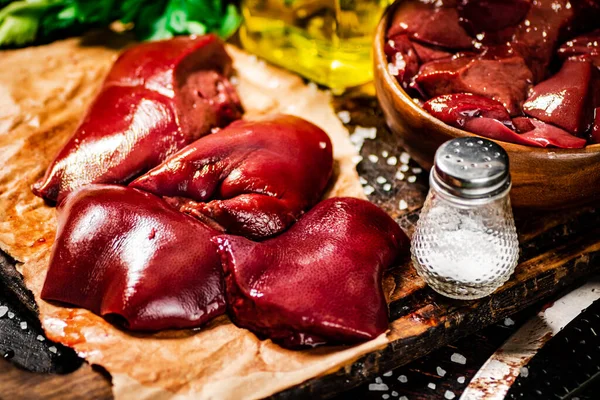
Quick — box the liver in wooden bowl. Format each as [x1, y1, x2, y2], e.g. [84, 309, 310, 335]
[373, 0, 600, 209]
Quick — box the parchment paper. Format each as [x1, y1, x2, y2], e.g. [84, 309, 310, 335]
[0, 33, 394, 399]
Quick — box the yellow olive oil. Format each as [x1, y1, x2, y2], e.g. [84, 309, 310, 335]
[240, 0, 390, 91]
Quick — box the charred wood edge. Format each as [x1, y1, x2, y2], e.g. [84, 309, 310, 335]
[270, 229, 600, 399]
[0, 251, 82, 373]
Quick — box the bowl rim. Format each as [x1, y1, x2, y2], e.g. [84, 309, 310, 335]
[374, 1, 600, 157]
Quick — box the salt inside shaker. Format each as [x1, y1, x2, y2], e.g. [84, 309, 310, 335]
[411, 137, 519, 300]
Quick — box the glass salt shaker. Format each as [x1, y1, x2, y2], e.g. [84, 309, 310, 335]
[411, 137, 519, 300]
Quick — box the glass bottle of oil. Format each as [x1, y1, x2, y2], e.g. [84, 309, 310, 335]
[239, 0, 390, 91]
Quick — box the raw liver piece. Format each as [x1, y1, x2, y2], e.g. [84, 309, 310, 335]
[130, 115, 333, 239]
[214, 197, 409, 348]
[32, 35, 243, 204]
[411, 41, 452, 64]
[385, 34, 420, 88]
[458, 0, 531, 34]
[415, 49, 533, 115]
[423, 93, 513, 128]
[41, 185, 226, 331]
[512, 117, 587, 148]
[523, 57, 595, 135]
[558, 29, 600, 67]
[592, 110, 600, 144]
[388, 1, 473, 50]
[512, 0, 574, 82]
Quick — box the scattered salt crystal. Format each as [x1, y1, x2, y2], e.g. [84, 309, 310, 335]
[399, 200, 408, 210]
[350, 126, 377, 153]
[451, 353, 467, 364]
[387, 156, 398, 166]
[376, 176, 387, 184]
[395, 171, 405, 180]
[337, 110, 351, 124]
[504, 317, 515, 326]
[382, 150, 389, 158]
[376, 377, 383, 384]
[457, 376, 465, 384]
[20, 321, 27, 330]
[8, 311, 14, 319]
[49, 346, 58, 354]
[388, 63, 400, 76]
[359, 177, 368, 185]
[383, 371, 393, 377]
[412, 167, 423, 174]
[437, 366, 446, 377]
[445, 390, 456, 399]
[36, 335, 45, 342]
[400, 152, 411, 164]
[352, 155, 364, 164]
[383, 395, 390, 399]
[400, 164, 410, 172]
[407, 176, 417, 183]
[368, 155, 379, 163]
[364, 185, 375, 195]
[369, 383, 389, 391]
[392, 391, 398, 397]
[383, 183, 392, 192]
[428, 383, 436, 389]
[520, 367, 529, 378]
[398, 375, 408, 383]
[0, 306, 7, 318]
[400, 397, 408, 400]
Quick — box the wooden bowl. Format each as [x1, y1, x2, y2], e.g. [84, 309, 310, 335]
[373, 2, 600, 209]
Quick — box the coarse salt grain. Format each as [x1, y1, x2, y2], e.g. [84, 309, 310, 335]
[37, 335, 45, 342]
[352, 155, 364, 164]
[399, 200, 408, 210]
[400, 164, 409, 172]
[504, 317, 515, 326]
[391, 391, 398, 397]
[383, 371, 393, 377]
[49, 346, 58, 354]
[337, 110, 351, 124]
[395, 171, 405, 180]
[364, 185, 375, 195]
[428, 383, 436, 389]
[457, 376, 465, 384]
[383, 183, 392, 192]
[369, 383, 389, 391]
[8, 311, 14, 319]
[445, 390, 456, 399]
[368, 154, 379, 163]
[359, 177, 368, 185]
[398, 375, 408, 383]
[382, 150, 389, 158]
[400, 397, 408, 400]
[0, 306, 7, 318]
[451, 353, 467, 364]
[387, 156, 398, 166]
[437, 366, 446, 377]
[520, 367, 529, 378]
[400, 152, 411, 164]
[376, 176, 387, 184]
[407, 176, 417, 183]
[412, 167, 422, 174]
[20, 321, 27, 330]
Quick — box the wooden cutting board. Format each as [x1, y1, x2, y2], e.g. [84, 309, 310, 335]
[1, 82, 599, 400]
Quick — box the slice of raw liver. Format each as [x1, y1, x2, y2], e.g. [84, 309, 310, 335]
[558, 29, 600, 67]
[41, 185, 226, 331]
[457, 0, 531, 34]
[130, 115, 333, 240]
[214, 197, 409, 348]
[388, 1, 473, 50]
[32, 35, 243, 204]
[415, 48, 533, 115]
[523, 57, 595, 135]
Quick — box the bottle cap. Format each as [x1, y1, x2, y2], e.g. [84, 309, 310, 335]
[432, 137, 510, 199]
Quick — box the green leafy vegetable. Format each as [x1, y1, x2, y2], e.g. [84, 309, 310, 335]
[0, 0, 241, 48]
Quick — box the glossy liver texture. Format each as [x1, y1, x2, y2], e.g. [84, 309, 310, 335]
[214, 197, 409, 348]
[41, 185, 226, 331]
[386, 0, 600, 148]
[33, 35, 243, 204]
[130, 114, 333, 239]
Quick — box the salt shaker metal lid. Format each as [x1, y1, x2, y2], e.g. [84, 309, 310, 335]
[432, 137, 511, 200]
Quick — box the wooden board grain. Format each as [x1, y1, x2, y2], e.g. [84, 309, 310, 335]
[1, 87, 599, 400]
